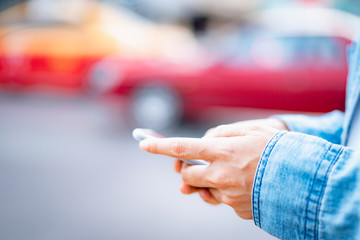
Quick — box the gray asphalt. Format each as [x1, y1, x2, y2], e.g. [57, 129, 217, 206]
[0, 93, 278, 240]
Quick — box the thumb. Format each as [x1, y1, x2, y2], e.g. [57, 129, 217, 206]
[204, 125, 247, 138]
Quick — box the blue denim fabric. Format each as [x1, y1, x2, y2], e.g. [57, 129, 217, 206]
[272, 111, 344, 144]
[253, 40, 360, 239]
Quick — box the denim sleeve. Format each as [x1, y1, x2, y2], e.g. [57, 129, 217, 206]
[253, 131, 360, 240]
[271, 110, 344, 144]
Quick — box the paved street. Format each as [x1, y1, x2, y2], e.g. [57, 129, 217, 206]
[0, 93, 277, 240]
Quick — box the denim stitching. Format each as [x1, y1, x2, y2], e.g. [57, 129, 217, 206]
[314, 146, 344, 240]
[252, 131, 287, 228]
[303, 144, 344, 240]
[303, 144, 331, 240]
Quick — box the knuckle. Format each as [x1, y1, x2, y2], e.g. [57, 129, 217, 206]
[204, 127, 216, 137]
[248, 124, 266, 133]
[206, 171, 227, 187]
[214, 125, 227, 137]
[170, 141, 187, 157]
[248, 124, 261, 131]
[206, 125, 227, 137]
[222, 195, 237, 207]
[214, 144, 234, 161]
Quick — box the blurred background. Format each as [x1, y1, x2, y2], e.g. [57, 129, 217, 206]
[0, 0, 359, 239]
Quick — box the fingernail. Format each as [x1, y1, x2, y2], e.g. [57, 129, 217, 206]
[199, 189, 210, 199]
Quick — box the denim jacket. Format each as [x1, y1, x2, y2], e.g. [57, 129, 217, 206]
[253, 40, 360, 239]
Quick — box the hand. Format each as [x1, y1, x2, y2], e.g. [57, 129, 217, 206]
[175, 118, 289, 206]
[139, 124, 281, 219]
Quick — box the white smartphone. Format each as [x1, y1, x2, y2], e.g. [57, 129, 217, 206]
[132, 128, 208, 166]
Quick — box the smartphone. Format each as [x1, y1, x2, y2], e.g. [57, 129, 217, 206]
[132, 128, 208, 166]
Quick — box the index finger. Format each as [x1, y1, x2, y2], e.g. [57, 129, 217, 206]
[139, 137, 220, 162]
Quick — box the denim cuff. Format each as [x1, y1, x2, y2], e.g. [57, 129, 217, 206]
[270, 110, 344, 144]
[252, 132, 344, 239]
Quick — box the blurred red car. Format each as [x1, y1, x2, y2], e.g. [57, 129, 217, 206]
[111, 36, 349, 130]
[1, 4, 359, 131]
[109, 7, 360, 130]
